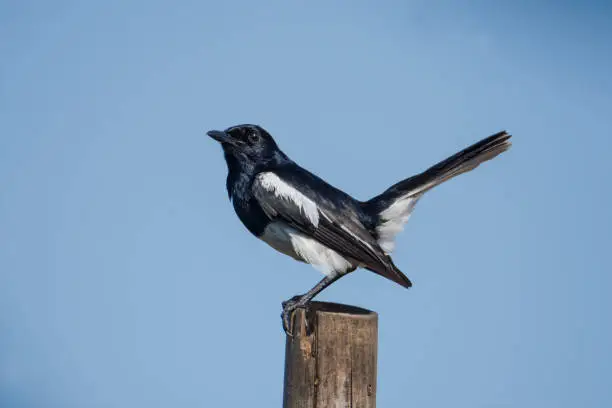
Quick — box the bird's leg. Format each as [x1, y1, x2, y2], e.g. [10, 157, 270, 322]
[281, 274, 342, 336]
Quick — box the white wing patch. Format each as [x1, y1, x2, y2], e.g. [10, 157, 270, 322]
[376, 194, 422, 254]
[257, 172, 320, 227]
[261, 222, 353, 276]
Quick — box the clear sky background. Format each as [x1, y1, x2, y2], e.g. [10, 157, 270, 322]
[1, 1, 611, 407]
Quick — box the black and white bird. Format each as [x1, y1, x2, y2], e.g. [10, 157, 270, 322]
[207, 125, 511, 334]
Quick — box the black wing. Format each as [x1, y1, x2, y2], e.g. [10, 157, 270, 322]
[252, 166, 411, 288]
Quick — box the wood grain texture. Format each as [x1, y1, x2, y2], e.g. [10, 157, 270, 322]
[283, 302, 378, 408]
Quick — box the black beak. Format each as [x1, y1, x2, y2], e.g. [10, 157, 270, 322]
[207, 130, 235, 145]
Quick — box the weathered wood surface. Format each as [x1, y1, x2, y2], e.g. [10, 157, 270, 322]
[283, 301, 378, 408]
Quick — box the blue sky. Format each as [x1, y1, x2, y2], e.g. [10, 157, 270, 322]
[1, 1, 611, 407]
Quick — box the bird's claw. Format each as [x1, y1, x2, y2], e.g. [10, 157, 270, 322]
[281, 295, 302, 310]
[281, 295, 307, 337]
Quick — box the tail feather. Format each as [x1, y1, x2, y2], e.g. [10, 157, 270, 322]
[364, 131, 512, 254]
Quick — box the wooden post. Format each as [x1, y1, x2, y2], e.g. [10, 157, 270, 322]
[283, 301, 378, 408]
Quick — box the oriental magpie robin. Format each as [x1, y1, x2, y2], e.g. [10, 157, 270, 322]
[207, 124, 511, 335]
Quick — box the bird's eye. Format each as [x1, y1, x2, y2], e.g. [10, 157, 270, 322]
[247, 131, 260, 144]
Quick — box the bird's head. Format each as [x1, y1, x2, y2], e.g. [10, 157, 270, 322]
[207, 124, 285, 168]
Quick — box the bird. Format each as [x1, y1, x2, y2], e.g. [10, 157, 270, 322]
[207, 124, 511, 335]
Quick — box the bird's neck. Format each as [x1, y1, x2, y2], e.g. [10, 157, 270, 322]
[224, 154, 251, 202]
[224, 150, 291, 202]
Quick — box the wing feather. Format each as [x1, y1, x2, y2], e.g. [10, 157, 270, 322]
[253, 170, 411, 287]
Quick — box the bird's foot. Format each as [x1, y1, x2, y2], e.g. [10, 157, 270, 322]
[281, 295, 309, 337]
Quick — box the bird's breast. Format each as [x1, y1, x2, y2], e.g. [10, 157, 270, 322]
[232, 196, 270, 237]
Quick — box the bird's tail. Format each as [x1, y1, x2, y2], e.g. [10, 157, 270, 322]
[363, 131, 512, 254]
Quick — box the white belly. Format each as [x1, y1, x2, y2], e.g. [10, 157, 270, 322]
[260, 221, 354, 276]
